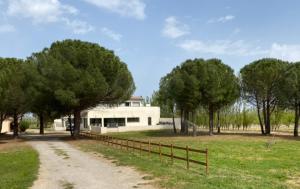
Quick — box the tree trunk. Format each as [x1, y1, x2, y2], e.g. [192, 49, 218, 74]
[256, 98, 265, 135]
[180, 109, 184, 133]
[217, 110, 221, 134]
[265, 100, 271, 135]
[68, 115, 74, 137]
[73, 109, 81, 137]
[209, 105, 214, 136]
[13, 112, 18, 137]
[39, 113, 44, 135]
[294, 103, 299, 137]
[262, 100, 267, 132]
[184, 111, 189, 135]
[192, 112, 196, 137]
[0, 113, 3, 133]
[172, 107, 177, 134]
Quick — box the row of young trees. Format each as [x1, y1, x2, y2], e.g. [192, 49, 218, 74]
[0, 39, 135, 137]
[156, 58, 300, 137]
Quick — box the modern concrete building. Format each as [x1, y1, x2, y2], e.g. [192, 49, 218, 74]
[53, 96, 163, 133]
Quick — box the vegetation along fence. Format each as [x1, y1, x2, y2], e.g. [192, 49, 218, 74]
[79, 131, 209, 174]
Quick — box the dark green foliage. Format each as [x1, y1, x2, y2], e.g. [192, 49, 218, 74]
[277, 62, 300, 136]
[31, 39, 135, 136]
[0, 58, 32, 136]
[199, 59, 240, 135]
[19, 120, 30, 132]
[240, 58, 289, 135]
[158, 58, 239, 135]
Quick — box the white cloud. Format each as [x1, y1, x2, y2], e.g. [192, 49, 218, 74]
[5, 0, 93, 34]
[84, 0, 146, 20]
[62, 18, 94, 34]
[0, 24, 15, 33]
[269, 43, 300, 62]
[7, 0, 78, 23]
[101, 27, 122, 41]
[162, 16, 189, 39]
[178, 39, 300, 61]
[208, 15, 235, 23]
[178, 39, 267, 56]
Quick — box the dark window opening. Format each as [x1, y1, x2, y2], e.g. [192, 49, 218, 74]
[148, 117, 152, 126]
[90, 118, 102, 127]
[104, 118, 125, 128]
[125, 102, 130, 107]
[127, 117, 140, 123]
[83, 118, 88, 128]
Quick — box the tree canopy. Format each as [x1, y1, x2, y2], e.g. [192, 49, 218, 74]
[30, 39, 135, 136]
[240, 58, 288, 135]
[158, 58, 239, 135]
[276, 62, 300, 136]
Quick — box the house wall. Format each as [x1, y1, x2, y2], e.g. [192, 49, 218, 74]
[53, 106, 161, 133]
[53, 119, 66, 131]
[1, 119, 12, 133]
[91, 124, 173, 134]
[85, 106, 160, 128]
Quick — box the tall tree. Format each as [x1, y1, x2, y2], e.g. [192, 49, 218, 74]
[33, 40, 135, 137]
[28, 53, 67, 135]
[0, 58, 31, 137]
[0, 58, 10, 133]
[200, 59, 240, 135]
[276, 62, 300, 136]
[158, 59, 202, 135]
[240, 58, 288, 135]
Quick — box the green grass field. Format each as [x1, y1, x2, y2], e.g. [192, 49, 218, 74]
[0, 138, 39, 189]
[72, 130, 300, 189]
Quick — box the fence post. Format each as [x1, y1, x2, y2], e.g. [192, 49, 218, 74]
[148, 141, 150, 157]
[171, 144, 174, 164]
[139, 142, 142, 156]
[159, 142, 162, 162]
[132, 141, 134, 153]
[186, 146, 189, 170]
[206, 148, 208, 175]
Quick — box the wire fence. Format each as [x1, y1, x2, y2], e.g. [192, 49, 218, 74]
[79, 131, 209, 174]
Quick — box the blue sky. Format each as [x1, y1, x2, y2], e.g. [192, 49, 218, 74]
[1, 0, 300, 97]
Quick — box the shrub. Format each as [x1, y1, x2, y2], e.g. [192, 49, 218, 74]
[19, 121, 30, 132]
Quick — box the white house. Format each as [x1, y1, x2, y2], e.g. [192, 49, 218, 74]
[53, 96, 165, 133]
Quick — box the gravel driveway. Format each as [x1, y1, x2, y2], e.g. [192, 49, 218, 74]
[26, 134, 155, 189]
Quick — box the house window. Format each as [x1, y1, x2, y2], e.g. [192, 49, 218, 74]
[127, 117, 140, 123]
[90, 118, 102, 127]
[132, 102, 140, 107]
[125, 102, 130, 107]
[83, 118, 88, 128]
[104, 118, 125, 127]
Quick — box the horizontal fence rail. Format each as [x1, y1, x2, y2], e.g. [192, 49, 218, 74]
[79, 131, 209, 174]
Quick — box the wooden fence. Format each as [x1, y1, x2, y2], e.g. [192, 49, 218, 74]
[79, 131, 209, 174]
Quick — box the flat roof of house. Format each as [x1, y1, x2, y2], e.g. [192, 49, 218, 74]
[129, 96, 144, 101]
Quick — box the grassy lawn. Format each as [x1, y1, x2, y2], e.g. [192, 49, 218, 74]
[0, 135, 39, 189]
[71, 130, 300, 189]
